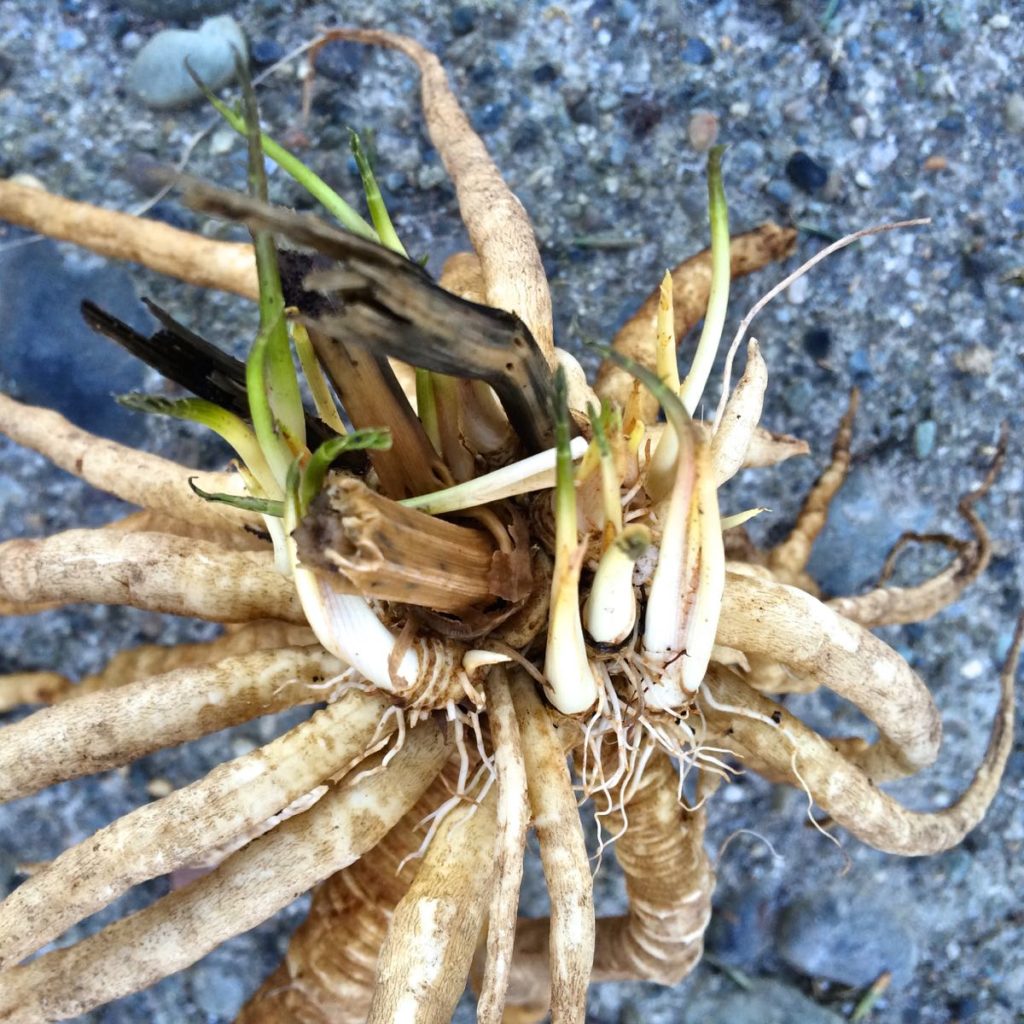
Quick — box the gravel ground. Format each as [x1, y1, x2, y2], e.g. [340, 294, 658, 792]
[1, 1, 1022, 1022]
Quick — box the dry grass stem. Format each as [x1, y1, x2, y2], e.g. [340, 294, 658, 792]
[511, 673, 594, 1024]
[0, 179, 257, 298]
[595, 223, 797, 418]
[0, 646, 341, 802]
[0, 719, 450, 1022]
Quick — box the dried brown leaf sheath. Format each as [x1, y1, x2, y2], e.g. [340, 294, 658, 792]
[295, 476, 499, 611]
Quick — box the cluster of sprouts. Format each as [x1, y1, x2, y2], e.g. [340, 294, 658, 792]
[0, 27, 1018, 1024]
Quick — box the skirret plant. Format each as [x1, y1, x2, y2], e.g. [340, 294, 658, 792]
[0, 28, 1018, 1024]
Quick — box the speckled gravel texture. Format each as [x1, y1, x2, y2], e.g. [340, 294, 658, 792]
[1, 1, 1022, 1022]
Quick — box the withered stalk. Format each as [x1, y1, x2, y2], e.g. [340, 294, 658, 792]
[295, 476, 499, 611]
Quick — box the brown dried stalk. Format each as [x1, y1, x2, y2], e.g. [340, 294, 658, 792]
[295, 476, 499, 611]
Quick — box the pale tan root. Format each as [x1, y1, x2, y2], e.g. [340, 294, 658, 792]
[826, 427, 1005, 627]
[366, 781, 499, 1023]
[440, 250, 486, 302]
[0, 720, 450, 1023]
[0, 392, 259, 533]
[477, 668, 530, 1024]
[0, 672, 71, 712]
[235, 763, 462, 1024]
[768, 389, 858, 588]
[0, 621, 315, 713]
[718, 570, 940, 781]
[104, 508, 269, 551]
[595, 223, 797, 419]
[0, 179, 257, 297]
[0, 646, 342, 803]
[505, 751, 713, 1014]
[702, 627, 1019, 855]
[710, 339, 767, 485]
[0, 689, 392, 968]
[0, 530, 302, 623]
[315, 29, 554, 363]
[510, 674, 594, 1024]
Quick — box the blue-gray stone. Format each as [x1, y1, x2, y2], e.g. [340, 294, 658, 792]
[56, 27, 87, 52]
[0, 235, 151, 442]
[312, 39, 363, 83]
[777, 890, 919, 988]
[913, 419, 937, 459]
[250, 38, 284, 67]
[189, 956, 248, 1018]
[807, 463, 931, 596]
[681, 36, 715, 65]
[681, 979, 845, 1024]
[786, 150, 829, 192]
[128, 16, 247, 110]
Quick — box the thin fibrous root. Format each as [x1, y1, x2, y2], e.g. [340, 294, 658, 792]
[510, 672, 594, 1024]
[313, 28, 555, 364]
[718, 569, 940, 782]
[0, 529, 302, 623]
[0, 391, 260, 533]
[827, 423, 1007, 627]
[702, 626, 1019, 855]
[0, 646, 342, 803]
[236, 760, 464, 1024]
[0, 718, 450, 1023]
[505, 750, 713, 1015]
[768, 388, 858, 587]
[594, 223, 797, 420]
[366, 771, 499, 1023]
[0, 689, 393, 968]
[0, 179, 257, 297]
[476, 667, 530, 1024]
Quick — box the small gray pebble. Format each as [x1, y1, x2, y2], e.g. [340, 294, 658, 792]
[913, 419, 937, 459]
[56, 27, 87, 52]
[1005, 93, 1024, 134]
[129, 16, 247, 110]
